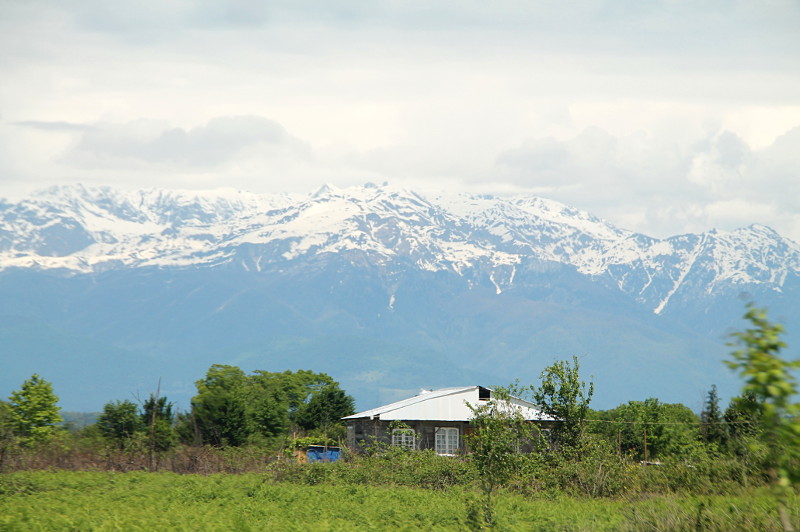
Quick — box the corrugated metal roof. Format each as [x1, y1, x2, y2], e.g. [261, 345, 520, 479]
[343, 386, 553, 422]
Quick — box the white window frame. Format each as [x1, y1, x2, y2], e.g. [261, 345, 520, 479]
[391, 428, 416, 450]
[435, 427, 459, 456]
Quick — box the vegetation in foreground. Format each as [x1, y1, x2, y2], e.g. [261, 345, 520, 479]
[1, 469, 798, 532]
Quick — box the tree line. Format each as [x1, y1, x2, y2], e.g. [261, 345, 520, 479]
[0, 305, 795, 465]
[0, 366, 356, 461]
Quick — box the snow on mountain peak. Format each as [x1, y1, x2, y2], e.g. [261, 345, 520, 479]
[310, 183, 341, 199]
[1, 183, 797, 314]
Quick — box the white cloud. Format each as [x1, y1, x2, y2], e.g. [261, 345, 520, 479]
[61, 116, 309, 169]
[492, 125, 800, 242]
[705, 199, 777, 226]
[0, 1, 799, 241]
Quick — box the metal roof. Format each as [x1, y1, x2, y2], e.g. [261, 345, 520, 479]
[343, 386, 553, 422]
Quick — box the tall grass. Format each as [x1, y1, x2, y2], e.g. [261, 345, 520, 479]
[1, 471, 797, 531]
[1, 435, 797, 530]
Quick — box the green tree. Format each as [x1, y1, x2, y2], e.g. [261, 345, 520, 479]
[724, 391, 762, 440]
[243, 372, 293, 441]
[466, 386, 534, 527]
[294, 384, 355, 431]
[142, 394, 175, 453]
[726, 304, 800, 531]
[253, 369, 336, 422]
[594, 398, 700, 461]
[188, 365, 351, 446]
[142, 395, 173, 423]
[7, 374, 62, 443]
[97, 400, 143, 449]
[529, 356, 594, 451]
[722, 391, 766, 486]
[191, 365, 250, 446]
[700, 384, 727, 449]
[174, 410, 199, 446]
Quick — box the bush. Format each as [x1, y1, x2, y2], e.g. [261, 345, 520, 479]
[534, 437, 629, 497]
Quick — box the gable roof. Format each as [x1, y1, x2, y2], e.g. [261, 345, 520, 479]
[343, 386, 552, 422]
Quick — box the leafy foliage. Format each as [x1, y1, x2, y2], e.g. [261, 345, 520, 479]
[7, 374, 62, 444]
[700, 384, 727, 449]
[466, 386, 536, 526]
[533, 435, 629, 497]
[96, 395, 177, 459]
[591, 398, 702, 461]
[1, 470, 798, 531]
[529, 355, 594, 450]
[142, 394, 176, 453]
[97, 400, 143, 449]
[189, 365, 250, 446]
[724, 391, 763, 446]
[187, 365, 354, 447]
[295, 385, 355, 431]
[726, 304, 800, 530]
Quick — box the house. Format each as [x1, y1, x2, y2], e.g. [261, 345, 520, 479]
[342, 386, 552, 455]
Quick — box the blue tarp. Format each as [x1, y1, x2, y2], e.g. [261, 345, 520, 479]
[306, 446, 341, 462]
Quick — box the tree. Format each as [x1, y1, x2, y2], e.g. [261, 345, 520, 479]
[294, 384, 355, 431]
[252, 369, 336, 422]
[595, 398, 701, 461]
[97, 400, 143, 449]
[142, 394, 175, 453]
[466, 386, 534, 527]
[7, 374, 62, 443]
[724, 391, 762, 440]
[723, 391, 766, 486]
[700, 384, 727, 448]
[191, 365, 250, 446]
[726, 304, 800, 531]
[187, 365, 353, 446]
[529, 356, 594, 450]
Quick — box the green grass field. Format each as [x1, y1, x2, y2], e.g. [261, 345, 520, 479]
[1, 470, 797, 531]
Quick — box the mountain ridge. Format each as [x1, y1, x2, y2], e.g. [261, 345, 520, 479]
[1, 183, 797, 412]
[2, 183, 797, 316]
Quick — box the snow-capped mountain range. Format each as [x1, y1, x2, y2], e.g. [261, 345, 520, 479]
[1, 183, 798, 315]
[1, 183, 798, 412]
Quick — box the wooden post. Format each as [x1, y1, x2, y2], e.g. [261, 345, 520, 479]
[643, 427, 648, 465]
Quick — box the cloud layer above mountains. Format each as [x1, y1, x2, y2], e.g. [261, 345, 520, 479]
[1, 1, 799, 241]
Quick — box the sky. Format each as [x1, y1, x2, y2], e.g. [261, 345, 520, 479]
[1, 1, 799, 242]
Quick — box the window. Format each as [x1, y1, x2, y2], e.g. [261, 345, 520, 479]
[435, 427, 459, 455]
[392, 428, 416, 449]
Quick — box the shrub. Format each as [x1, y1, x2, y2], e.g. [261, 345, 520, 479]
[536, 436, 629, 497]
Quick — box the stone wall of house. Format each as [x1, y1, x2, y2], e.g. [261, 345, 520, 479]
[345, 419, 470, 454]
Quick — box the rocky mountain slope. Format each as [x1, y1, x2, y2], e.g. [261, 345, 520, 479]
[2, 183, 797, 312]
